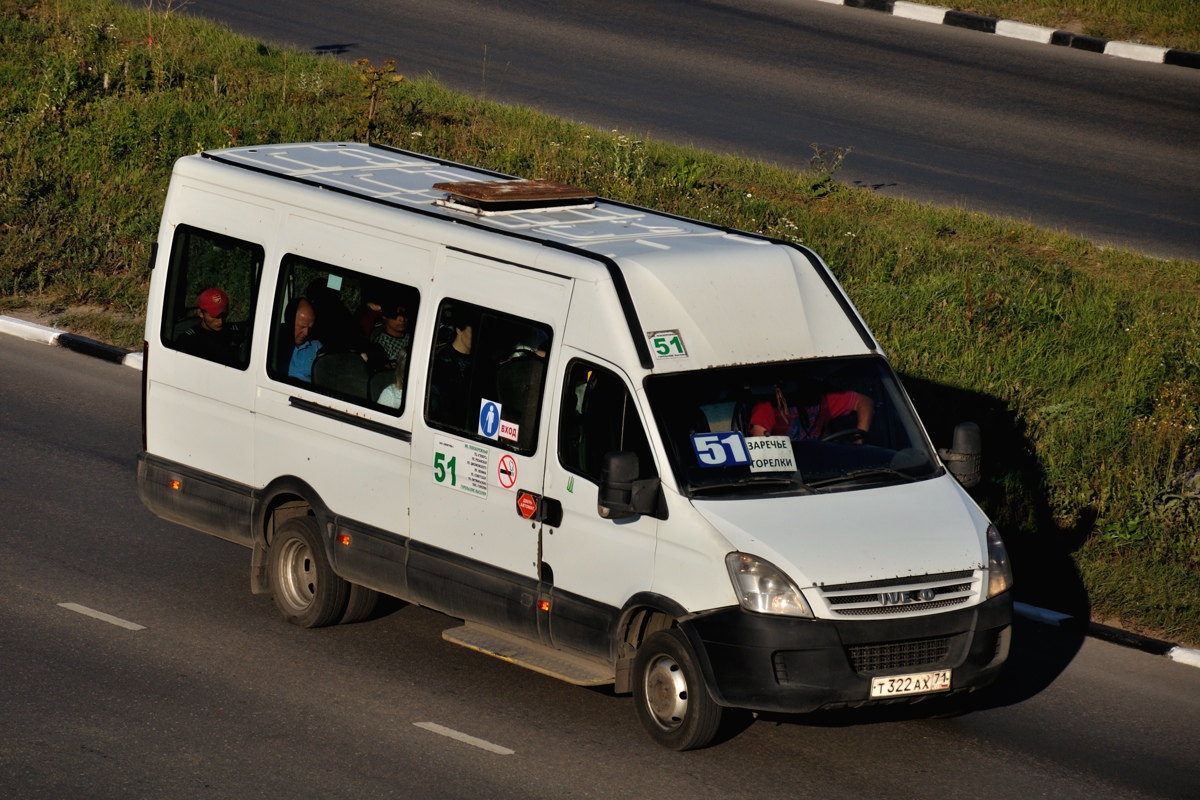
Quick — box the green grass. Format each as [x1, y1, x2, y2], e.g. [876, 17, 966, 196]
[920, 0, 1200, 51]
[2, 0, 1198, 645]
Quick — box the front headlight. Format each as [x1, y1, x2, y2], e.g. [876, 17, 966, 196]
[986, 524, 1013, 598]
[725, 552, 813, 618]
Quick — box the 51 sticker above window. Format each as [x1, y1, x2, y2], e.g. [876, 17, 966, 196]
[647, 329, 687, 359]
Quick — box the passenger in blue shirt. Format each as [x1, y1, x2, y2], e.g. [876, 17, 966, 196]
[286, 298, 322, 382]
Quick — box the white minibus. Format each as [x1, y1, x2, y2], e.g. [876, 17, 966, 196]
[138, 142, 1011, 750]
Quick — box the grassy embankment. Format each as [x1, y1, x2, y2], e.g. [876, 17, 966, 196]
[916, 0, 1200, 51]
[1, 0, 1198, 644]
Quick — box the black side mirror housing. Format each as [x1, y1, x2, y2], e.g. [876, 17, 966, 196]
[598, 451, 663, 519]
[939, 422, 982, 489]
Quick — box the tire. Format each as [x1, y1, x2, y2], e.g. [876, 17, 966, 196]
[339, 582, 380, 625]
[269, 515, 349, 628]
[633, 628, 724, 751]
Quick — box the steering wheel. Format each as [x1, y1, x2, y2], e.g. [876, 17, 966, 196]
[822, 427, 867, 443]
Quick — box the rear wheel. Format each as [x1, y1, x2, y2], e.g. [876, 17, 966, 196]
[340, 582, 380, 625]
[633, 628, 724, 750]
[269, 515, 349, 628]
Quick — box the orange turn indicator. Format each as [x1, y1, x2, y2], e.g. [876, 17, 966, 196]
[169, 479, 181, 491]
[338, 534, 352, 546]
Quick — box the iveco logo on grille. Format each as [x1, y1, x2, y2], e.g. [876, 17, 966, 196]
[879, 589, 937, 605]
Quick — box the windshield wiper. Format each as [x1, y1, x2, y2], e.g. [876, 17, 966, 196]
[690, 476, 812, 496]
[806, 467, 921, 489]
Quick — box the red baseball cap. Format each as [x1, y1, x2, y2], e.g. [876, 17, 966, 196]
[198, 288, 229, 316]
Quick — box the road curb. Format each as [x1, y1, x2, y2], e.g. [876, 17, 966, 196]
[3, 315, 1198, 669]
[812, 0, 1200, 70]
[0, 314, 143, 370]
[1014, 602, 1200, 670]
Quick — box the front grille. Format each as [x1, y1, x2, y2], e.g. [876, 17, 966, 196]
[847, 637, 953, 673]
[821, 570, 973, 593]
[831, 597, 970, 616]
[818, 570, 979, 618]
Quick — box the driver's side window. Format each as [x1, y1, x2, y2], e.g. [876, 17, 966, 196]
[558, 360, 657, 483]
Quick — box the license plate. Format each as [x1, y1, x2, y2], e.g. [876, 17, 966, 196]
[870, 669, 951, 698]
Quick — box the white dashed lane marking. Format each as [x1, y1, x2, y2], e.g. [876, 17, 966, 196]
[58, 603, 146, 631]
[413, 722, 515, 755]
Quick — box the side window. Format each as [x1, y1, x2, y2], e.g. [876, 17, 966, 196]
[559, 360, 657, 483]
[267, 255, 420, 414]
[159, 225, 263, 370]
[425, 299, 551, 454]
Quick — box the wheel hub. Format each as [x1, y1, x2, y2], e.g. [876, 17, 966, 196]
[277, 537, 316, 612]
[643, 654, 689, 730]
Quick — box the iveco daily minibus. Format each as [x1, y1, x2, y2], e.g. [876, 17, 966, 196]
[138, 142, 1011, 750]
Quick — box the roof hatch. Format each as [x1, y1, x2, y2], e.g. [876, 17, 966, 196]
[432, 178, 597, 215]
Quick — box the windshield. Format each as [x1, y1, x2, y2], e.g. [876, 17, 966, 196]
[644, 355, 941, 497]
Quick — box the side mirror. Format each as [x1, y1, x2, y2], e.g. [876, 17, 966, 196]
[939, 422, 982, 489]
[598, 451, 662, 520]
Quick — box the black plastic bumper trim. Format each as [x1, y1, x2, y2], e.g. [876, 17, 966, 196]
[682, 592, 1012, 713]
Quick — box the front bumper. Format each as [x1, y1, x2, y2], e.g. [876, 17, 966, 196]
[681, 592, 1012, 713]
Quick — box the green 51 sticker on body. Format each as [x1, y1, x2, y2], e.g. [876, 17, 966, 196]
[647, 329, 687, 359]
[433, 437, 489, 498]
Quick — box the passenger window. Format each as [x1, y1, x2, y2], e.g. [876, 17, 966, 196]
[559, 360, 657, 483]
[425, 299, 551, 454]
[159, 225, 263, 370]
[267, 255, 420, 414]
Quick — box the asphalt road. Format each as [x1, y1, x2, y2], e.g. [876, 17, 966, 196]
[3, 334, 1200, 797]
[166, 0, 1200, 262]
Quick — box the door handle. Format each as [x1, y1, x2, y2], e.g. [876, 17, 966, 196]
[514, 490, 564, 528]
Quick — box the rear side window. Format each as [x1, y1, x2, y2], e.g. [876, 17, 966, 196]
[425, 298, 552, 454]
[267, 255, 420, 414]
[159, 225, 263, 370]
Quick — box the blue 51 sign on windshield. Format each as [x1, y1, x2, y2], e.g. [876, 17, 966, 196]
[691, 432, 751, 467]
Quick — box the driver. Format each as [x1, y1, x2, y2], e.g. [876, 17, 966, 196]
[747, 385, 872, 442]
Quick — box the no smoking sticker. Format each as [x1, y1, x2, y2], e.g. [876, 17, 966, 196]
[497, 454, 518, 490]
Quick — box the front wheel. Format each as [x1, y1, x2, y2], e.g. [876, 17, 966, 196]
[269, 515, 349, 628]
[633, 628, 724, 750]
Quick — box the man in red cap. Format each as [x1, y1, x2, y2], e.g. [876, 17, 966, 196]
[177, 287, 243, 365]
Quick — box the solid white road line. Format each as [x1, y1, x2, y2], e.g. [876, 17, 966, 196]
[413, 722, 515, 755]
[58, 603, 146, 631]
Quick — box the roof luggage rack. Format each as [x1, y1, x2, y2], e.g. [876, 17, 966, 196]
[432, 178, 597, 215]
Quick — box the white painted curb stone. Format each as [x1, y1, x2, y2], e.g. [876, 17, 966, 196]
[995, 20, 1055, 44]
[1168, 647, 1200, 669]
[893, 2, 947, 24]
[1104, 41, 1169, 62]
[0, 315, 60, 345]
